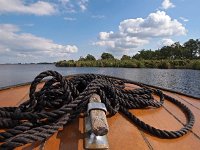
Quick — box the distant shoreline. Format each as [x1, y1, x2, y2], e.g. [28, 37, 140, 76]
[55, 59, 200, 70]
[0, 63, 54, 65]
[1, 61, 200, 70]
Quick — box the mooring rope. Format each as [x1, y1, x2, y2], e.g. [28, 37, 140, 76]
[0, 70, 195, 149]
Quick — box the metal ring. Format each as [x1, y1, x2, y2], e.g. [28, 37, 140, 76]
[87, 102, 107, 114]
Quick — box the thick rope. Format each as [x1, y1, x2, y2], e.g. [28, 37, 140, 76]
[0, 70, 195, 149]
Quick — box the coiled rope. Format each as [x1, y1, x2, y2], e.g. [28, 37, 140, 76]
[0, 70, 195, 149]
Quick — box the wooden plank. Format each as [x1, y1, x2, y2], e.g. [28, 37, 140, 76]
[40, 102, 150, 149]
[137, 93, 200, 150]
[177, 94, 200, 110]
[107, 112, 150, 150]
[22, 114, 151, 150]
[0, 85, 30, 106]
[41, 117, 84, 150]
[19, 112, 151, 150]
[163, 91, 200, 137]
[123, 84, 200, 149]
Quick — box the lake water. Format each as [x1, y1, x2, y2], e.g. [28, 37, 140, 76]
[0, 64, 200, 97]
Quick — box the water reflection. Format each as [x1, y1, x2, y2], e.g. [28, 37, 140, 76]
[0, 65, 200, 97]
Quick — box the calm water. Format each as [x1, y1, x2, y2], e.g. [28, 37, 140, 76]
[0, 64, 200, 97]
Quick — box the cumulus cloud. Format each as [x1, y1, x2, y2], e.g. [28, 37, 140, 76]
[0, 0, 56, 15]
[0, 24, 78, 63]
[95, 32, 148, 51]
[161, 0, 175, 10]
[120, 11, 186, 37]
[94, 11, 186, 52]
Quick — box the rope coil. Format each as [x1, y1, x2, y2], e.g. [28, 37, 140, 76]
[0, 70, 195, 149]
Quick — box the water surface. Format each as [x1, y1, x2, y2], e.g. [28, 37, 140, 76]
[0, 64, 200, 97]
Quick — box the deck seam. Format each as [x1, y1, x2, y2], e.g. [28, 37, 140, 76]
[175, 94, 200, 111]
[139, 130, 154, 150]
[163, 105, 200, 140]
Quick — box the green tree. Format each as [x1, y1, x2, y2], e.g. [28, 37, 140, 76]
[133, 49, 155, 60]
[101, 52, 115, 60]
[183, 39, 200, 59]
[159, 46, 173, 59]
[171, 42, 184, 59]
[85, 54, 96, 61]
[68, 60, 74, 63]
[121, 55, 131, 60]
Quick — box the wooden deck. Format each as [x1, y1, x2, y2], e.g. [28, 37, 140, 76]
[0, 83, 200, 150]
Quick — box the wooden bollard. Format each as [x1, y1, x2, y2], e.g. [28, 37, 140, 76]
[88, 94, 109, 136]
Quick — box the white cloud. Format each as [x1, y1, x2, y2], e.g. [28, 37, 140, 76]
[0, 0, 56, 15]
[94, 11, 186, 53]
[159, 38, 174, 47]
[180, 17, 189, 22]
[94, 32, 149, 52]
[98, 32, 112, 40]
[64, 17, 76, 21]
[0, 0, 90, 15]
[161, 0, 175, 10]
[0, 24, 78, 63]
[78, 0, 88, 11]
[120, 11, 186, 37]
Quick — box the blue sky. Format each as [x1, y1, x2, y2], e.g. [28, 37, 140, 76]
[0, 0, 199, 63]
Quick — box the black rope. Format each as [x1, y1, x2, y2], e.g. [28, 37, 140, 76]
[0, 70, 195, 149]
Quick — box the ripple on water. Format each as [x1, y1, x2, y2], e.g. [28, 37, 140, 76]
[0, 65, 200, 98]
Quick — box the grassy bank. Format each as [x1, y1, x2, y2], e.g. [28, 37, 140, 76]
[55, 59, 200, 70]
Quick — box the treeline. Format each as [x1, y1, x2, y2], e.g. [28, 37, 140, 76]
[133, 39, 200, 60]
[56, 39, 200, 70]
